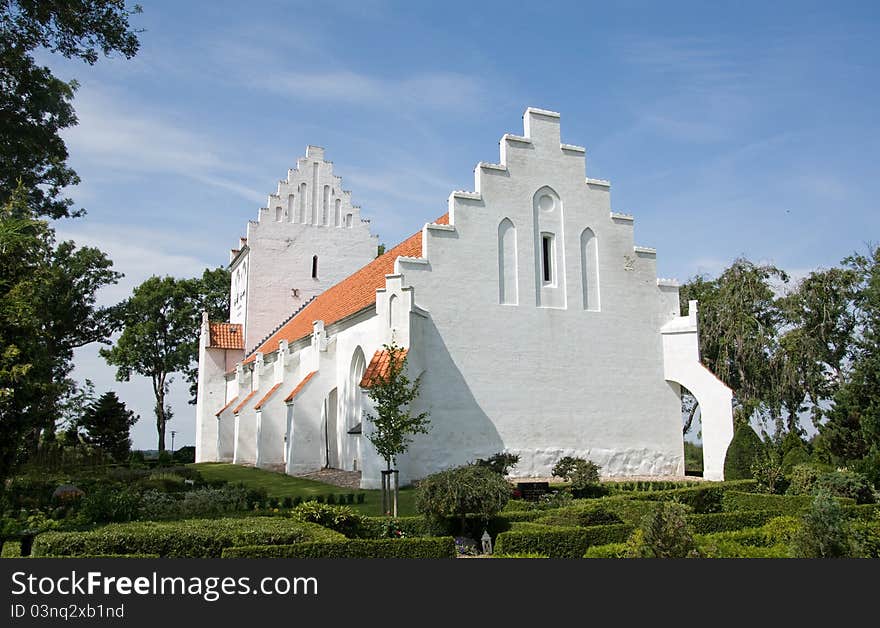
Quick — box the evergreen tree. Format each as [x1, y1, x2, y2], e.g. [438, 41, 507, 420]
[77, 391, 138, 462]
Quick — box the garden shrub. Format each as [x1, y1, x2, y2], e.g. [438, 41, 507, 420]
[362, 515, 439, 538]
[625, 502, 700, 558]
[699, 540, 789, 558]
[141, 472, 187, 493]
[720, 491, 850, 515]
[789, 491, 855, 558]
[751, 446, 787, 494]
[686, 510, 778, 534]
[604, 480, 699, 494]
[781, 446, 812, 472]
[222, 537, 456, 559]
[761, 516, 801, 546]
[1, 540, 22, 558]
[52, 554, 161, 559]
[494, 523, 633, 558]
[535, 507, 623, 528]
[474, 452, 520, 476]
[416, 465, 511, 536]
[290, 502, 368, 538]
[723, 424, 763, 480]
[583, 542, 628, 558]
[786, 463, 831, 496]
[815, 470, 875, 504]
[78, 485, 141, 524]
[619, 482, 757, 513]
[32, 517, 344, 558]
[490, 552, 549, 558]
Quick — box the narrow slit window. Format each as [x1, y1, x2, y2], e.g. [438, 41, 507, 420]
[311, 255, 318, 279]
[542, 235, 553, 283]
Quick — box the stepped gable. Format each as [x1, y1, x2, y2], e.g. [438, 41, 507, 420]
[244, 214, 448, 363]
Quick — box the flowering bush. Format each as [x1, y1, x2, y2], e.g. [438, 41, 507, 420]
[379, 518, 407, 539]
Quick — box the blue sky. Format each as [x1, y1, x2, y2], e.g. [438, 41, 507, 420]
[46, 1, 880, 449]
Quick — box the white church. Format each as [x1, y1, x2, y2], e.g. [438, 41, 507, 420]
[194, 108, 734, 487]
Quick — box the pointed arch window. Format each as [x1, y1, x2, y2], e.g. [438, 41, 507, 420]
[311, 255, 318, 279]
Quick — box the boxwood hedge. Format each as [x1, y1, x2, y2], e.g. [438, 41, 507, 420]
[222, 537, 456, 558]
[1, 541, 22, 558]
[494, 523, 633, 558]
[32, 517, 344, 558]
[618, 480, 759, 514]
[721, 491, 854, 515]
[685, 510, 778, 534]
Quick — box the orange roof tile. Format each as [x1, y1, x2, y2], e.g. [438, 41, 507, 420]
[253, 383, 282, 410]
[360, 348, 408, 388]
[245, 214, 448, 361]
[215, 396, 238, 417]
[209, 323, 244, 350]
[232, 390, 257, 414]
[284, 371, 317, 403]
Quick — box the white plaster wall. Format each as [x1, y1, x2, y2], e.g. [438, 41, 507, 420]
[661, 302, 734, 480]
[216, 410, 235, 462]
[390, 109, 686, 481]
[236, 146, 378, 351]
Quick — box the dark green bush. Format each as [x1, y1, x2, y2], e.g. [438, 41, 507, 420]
[172, 446, 195, 464]
[534, 507, 623, 528]
[724, 424, 763, 480]
[686, 510, 778, 534]
[781, 446, 812, 472]
[325, 494, 336, 505]
[474, 452, 520, 476]
[416, 465, 511, 534]
[625, 502, 700, 558]
[346, 494, 355, 505]
[790, 491, 855, 558]
[32, 517, 344, 558]
[282, 496, 293, 509]
[605, 480, 699, 493]
[494, 523, 633, 558]
[357, 493, 365, 504]
[786, 463, 830, 496]
[222, 537, 457, 559]
[78, 486, 141, 524]
[583, 542, 628, 558]
[1, 540, 22, 558]
[362, 515, 439, 538]
[721, 491, 829, 515]
[619, 481, 758, 514]
[156, 451, 173, 467]
[815, 470, 875, 504]
[290, 502, 368, 538]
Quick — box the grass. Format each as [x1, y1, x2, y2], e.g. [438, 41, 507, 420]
[191, 463, 418, 517]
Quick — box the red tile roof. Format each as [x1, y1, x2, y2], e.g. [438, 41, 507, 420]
[245, 214, 448, 362]
[232, 390, 257, 414]
[360, 348, 408, 388]
[284, 371, 317, 403]
[253, 383, 282, 410]
[215, 396, 238, 417]
[209, 323, 244, 350]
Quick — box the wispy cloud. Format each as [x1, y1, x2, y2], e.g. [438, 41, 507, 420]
[63, 87, 264, 204]
[252, 70, 488, 111]
[55, 222, 219, 307]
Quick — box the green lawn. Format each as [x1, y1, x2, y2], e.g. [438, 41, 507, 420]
[191, 463, 418, 517]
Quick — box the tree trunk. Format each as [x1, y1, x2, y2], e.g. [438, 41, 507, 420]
[155, 377, 166, 452]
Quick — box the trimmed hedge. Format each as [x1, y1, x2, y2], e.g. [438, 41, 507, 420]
[699, 540, 789, 558]
[604, 480, 701, 493]
[535, 499, 658, 527]
[619, 480, 759, 513]
[32, 517, 344, 558]
[1, 541, 22, 558]
[686, 510, 778, 534]
[583, 542, 628, 558]
[722, 491, 855, 515]
[222, 537, 456, 558]
[494, 524, 633, 558]
[49, 554, 161, 559]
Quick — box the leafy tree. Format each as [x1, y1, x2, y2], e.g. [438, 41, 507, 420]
[415, 464, 511, 534]
[364, 341, 431, 516]
[100, 276, 195, 451]
[0, 0, 142, 219]
[76, 391, 138, 462]
[774, 267, 859, 430]
[680, 259, 787, 426]
[0, 185, 119, 478]
[820, 247, 880, 463]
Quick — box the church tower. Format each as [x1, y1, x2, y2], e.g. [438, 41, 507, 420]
[229, 145, 379, 352]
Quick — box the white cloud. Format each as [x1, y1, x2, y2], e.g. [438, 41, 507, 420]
[63, 87, 263, 204]
[252, 70, 488, 111]
[55, 222, 220, 307]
